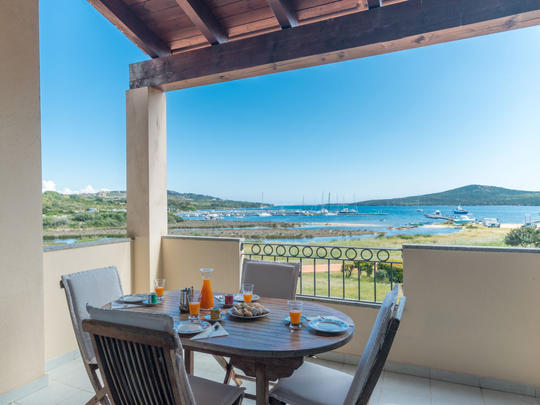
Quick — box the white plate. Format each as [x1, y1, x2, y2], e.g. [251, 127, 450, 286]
[119, 294, 146, 304]
[308, 318, 349, 334]
[227, 307, 269, 320]
[233, 294, 260, 302]
[175, 320, 210, 335]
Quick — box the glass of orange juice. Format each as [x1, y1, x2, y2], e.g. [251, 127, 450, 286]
[242, 282, 254, 303]
[288, 300, 303, 330]
[154, 279, 166, 298]
[188, 294, 200, 321]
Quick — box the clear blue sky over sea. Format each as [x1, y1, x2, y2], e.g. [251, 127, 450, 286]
[40, 0, 540, 204]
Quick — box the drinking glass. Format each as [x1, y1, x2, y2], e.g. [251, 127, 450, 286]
[242, 282, 254, 303]
[154, 279, 166, 298]
[188, 294, 200, 321]
[288, 300, 303, 330]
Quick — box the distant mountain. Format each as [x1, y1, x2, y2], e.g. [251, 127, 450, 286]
[354, 185, 540, 206]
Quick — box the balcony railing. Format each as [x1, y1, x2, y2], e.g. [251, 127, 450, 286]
[243, 242, 402, 304]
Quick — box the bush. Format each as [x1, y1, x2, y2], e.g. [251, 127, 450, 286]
[504, 227, 540, 247]
[341, 261, 403, 283]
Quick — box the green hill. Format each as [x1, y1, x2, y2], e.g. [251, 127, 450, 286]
[355, 185, 540, 206]
[42, 190, 262, 230]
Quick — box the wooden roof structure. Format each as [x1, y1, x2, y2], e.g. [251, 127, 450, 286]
[88, 0, 540, 91]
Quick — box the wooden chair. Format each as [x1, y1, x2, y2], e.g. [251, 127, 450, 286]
[83, 305, 245, 405]
[61, 266, 125, 405]
[268, 286, 405, 405]
[217, 259, 301, 386]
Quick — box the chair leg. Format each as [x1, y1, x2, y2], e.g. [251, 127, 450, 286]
[213, 355, 243, 386]
[84, 362, 110, 405]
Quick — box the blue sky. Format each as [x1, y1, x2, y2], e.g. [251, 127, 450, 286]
[40, 0, 540, 204]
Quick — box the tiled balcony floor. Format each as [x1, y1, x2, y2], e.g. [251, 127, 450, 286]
[9, 353, 540, 405]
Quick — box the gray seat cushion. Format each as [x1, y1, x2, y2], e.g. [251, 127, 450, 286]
[270, 361, 353, 405]
[189, 375, 244, 405]
[62, 266, 124, 363]
[242, 259, 300, 300]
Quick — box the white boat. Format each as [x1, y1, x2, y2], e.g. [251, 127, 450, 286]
[258, 212, 271, 217]
[454, 215, 475, 224]
[338, 208, 358, 215]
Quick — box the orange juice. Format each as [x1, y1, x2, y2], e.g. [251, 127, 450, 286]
[200, 279, 214, 309]
[289, 310, 302, 325]
[189, 301, 200, 316]
[155, 286, 164, 297]
[243, 293, 253, 303]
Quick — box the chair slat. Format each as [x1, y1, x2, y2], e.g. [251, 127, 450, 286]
[127, 341, 152, 405]
[99, 336, 127, 404]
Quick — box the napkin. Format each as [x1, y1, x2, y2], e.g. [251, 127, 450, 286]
[110, 301, 145, 309]
[306, 315, 353, 327]
[191, 322, 229, 340]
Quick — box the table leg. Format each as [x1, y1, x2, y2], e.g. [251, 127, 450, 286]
[255, 362, 269, 405]
[184, 348, 194, 374]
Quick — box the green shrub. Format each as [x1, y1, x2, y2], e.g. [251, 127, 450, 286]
[504, 227, 540, 247]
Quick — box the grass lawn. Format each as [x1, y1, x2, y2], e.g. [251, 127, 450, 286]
[297, 270, 393, 303]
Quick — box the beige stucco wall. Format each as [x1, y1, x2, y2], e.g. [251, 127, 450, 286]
[162, 236, 243, 293]
[327, 245, 540, 388]
[0, 0, 44, 394]
[43, 241, 132, 362]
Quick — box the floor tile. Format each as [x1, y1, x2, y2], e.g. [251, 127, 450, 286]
[482, 388, 539, 405]
[431, 380, 484, 405]
[15, 381, 83, 405]
[379, 372, 431, 405]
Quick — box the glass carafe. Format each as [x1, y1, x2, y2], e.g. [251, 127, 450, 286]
[199, 268, 214, 309]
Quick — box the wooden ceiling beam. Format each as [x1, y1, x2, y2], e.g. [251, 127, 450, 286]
[130, 0, 540, 91]
[87, 0, 170, 58]
[175, 0, 227, 45]
[268, 0, 298, 29]
[366, 0, 382, 9]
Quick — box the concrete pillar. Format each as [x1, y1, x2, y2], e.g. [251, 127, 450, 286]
[126, 87, 168, 293]
[0, 0, 45, 395]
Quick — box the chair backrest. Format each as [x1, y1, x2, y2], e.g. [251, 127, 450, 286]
[343, 286, 406, 405]
[61, 266, 124, 364]
[241, 258, 300, 300]
[84, 306, 196, 405]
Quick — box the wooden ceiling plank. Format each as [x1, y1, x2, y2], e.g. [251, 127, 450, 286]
[268, 0, 298, 28]
[366, 0, 381, 9]
[174, 0, 228, 44]
[130, 0, 540, 90]
[88, 0, 170, 58]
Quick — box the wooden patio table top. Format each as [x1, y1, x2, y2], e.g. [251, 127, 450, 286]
[123, 290, 354, 357]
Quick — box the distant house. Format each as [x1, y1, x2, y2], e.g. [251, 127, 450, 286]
[87, 208, 99, 213]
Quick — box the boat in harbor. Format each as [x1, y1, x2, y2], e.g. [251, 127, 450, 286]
[338, 208, 358, 215]
[454, 215, 475, 224]
[424, 210, 451, 220]
[454, 205, 469, 214]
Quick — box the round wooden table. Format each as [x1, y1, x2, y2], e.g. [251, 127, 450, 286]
[124, 291, 354, 404]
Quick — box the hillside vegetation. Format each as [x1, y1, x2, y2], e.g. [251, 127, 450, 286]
[42, 190, 261, 230]
[355, 185, 540, 206]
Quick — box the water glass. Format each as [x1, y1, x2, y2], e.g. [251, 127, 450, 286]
[154, 279, 166, 297]
[188, 294, 200, 321]
[288, 300, 303, 330]
[242, 282, 254, 303]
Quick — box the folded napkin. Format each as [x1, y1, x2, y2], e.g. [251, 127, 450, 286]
[191, 322, 229, 340]
[110, 301, 145, 309]
[306, 315, 353, 327]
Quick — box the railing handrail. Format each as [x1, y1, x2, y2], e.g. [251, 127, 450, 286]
[243, 241, 402, 263]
